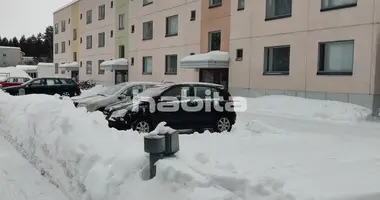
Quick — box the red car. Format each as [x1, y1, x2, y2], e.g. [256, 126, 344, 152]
[0, 77, 31, 88]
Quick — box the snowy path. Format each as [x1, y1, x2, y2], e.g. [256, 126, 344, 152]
[237, 112, 380, 138]
[0, 136, 68, 200]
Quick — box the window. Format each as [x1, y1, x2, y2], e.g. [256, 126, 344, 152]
[68, 18, 70, 24]
[194, 86, 212, 99]
[86, 35, 92, 49]
[80, 37, 83, 43]
[98, 32, 105, 47]
[73, 52, 77, 61]
[111, 1, 113, 8]
[54, 23, 59, 34]
[143, 0, 153, 6]
[210, 0, 222, 8]
[190, 10, 196, 21]
[131, 25, 135, 33]
[165, 55, 178, 74]
[166, 15, 179, 37]
[208, 31, 221, 51]
[131, 57, 134, 66]
[30, 79, 44, 86]
[236, 49, 243, 61]
[321, 0, 357, 11]
[119, 14, 125, 30]
[143, 56, 152, 74]
[318, 40, 354, 75]
[264, 45, 290, 74]
[119, 45, 125, 58]
[80, 61, 83, 67]
[68, 40, 71, 46]
[143, 21, 153, 40]
[46, 79, 58, 85]
[61, 41, 66, 53]
[98, 60, 105, 74]
[2, 54, 6, 56]
[54, 63, 59, 74]
[54, 43, 59, 54]
[86, 10, 92, 24]
[73, 29, 77, 40]
[61, 20, 66, 32]
[110, 30, 114, 37]
[98, 4, 105, 20]
[266, 0, 292, 20]
[238, 0, 245, 10]
[86, 61, 92, 74]
[163, 86, 190, 98]
[80, 13, 83, 19]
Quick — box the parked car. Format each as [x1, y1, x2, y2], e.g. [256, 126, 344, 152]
[2, 77, 81, 97]
[0, 77, 31, 88]
[73, 82, 158, 112]
[107, 82, 236, 133]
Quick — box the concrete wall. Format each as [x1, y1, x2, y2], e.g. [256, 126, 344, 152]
[128, 0, 200, 82]
[228, 0, 380, 115]
[0, 47, 22, 67]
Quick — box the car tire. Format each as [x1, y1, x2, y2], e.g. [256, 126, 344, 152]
[62, 92, 71, 97]
[214, 116, 232, 133]
[132, 119, 152, 133]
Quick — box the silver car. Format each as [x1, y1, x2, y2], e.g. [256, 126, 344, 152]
[73, 82, 158, 112]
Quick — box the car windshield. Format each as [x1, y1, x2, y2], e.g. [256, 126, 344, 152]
[22, 79, 35, 86]
[99, 82, 129, 96]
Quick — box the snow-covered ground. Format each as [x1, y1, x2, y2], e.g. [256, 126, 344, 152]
[0, 133, 68, 200]
[0, 91, 380, 200]
[72, 85, 107, 100]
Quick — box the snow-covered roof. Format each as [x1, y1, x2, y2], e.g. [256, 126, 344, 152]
[181, 51, 229, 62]
[180, 51, 229, 69]
[100, 58, 128, 71]
[100, 58, 128, 67]
[54, 0, 80, 14]
[59, 62, 79, 69]
[16, 65, 38, 71]
[0, 46, 21, 50]
[37, 63, 54, 67]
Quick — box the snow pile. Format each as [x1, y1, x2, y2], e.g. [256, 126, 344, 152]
[243, 95, 371, 122]
[0, 66, 32, 81]
[1, 92, 380, 200]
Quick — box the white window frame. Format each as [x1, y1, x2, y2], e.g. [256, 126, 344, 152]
[98, 4, 106, 20]
[86, 35, 92, 49]
[118, 14, 125, 30]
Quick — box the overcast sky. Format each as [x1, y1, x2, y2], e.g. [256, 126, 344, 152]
[0, 0, 72, 39]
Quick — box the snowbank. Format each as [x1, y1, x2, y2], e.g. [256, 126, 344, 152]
[243, 95, 371, 122]
[0, 66, 32, 81]
[0, 92, 380, 200]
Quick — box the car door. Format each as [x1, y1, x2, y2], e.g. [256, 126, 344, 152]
[154, 85, 192, 129]
[25, 79, 46, 94]
[192, 85, 214, 128]
[45, 78, 60, 95]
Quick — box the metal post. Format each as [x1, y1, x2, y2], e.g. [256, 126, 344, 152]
[149, 153, 163, 179]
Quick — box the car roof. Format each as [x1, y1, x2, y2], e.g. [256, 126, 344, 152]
[127, 81, 161, 85]
[36, 76, 73, 79]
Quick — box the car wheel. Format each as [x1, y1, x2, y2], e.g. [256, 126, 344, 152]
[214, 116, 232, 133]
[62, 92, 71, 97]
[133, 119, 152, 133]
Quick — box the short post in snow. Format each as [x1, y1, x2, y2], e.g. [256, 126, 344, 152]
[144, 130, 180, 179]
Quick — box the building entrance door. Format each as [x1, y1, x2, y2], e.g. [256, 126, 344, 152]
[115, 70, 128, 84]
[199, 69, 228, 89]
[71, 70, 79, 82]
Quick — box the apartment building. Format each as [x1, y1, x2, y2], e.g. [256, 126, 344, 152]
[54, 0, 116, 85]
[227, 0, 380, 116]
[128, 0, 201, 82]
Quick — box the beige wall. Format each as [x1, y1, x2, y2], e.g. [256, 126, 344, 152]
[78, 0, 115, 85]
[53, 5, 72, 77]
[200, 0, 231, 53]
[128, 0, 200, 82]
[229, 0, 380, 95]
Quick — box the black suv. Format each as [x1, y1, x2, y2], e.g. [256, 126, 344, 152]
[2, 77, 81, 97]
[108, 82, 236, 133]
